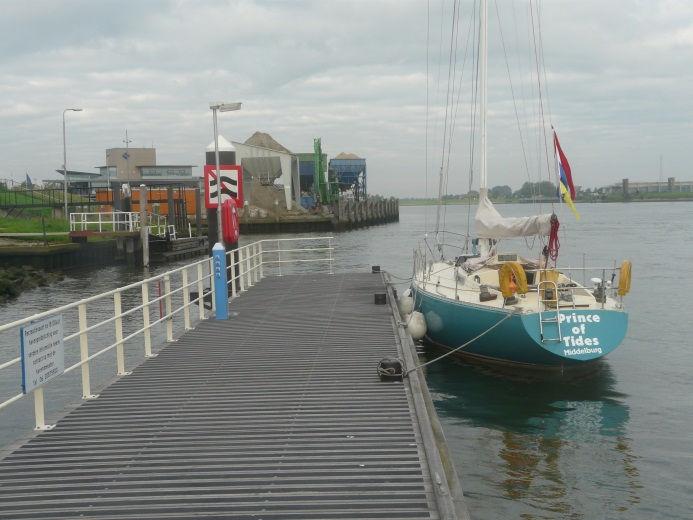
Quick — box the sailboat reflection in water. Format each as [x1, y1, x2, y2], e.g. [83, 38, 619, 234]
[426, 361, 641, 516]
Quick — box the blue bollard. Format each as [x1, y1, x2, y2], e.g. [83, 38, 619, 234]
[212, 242, 228, 320]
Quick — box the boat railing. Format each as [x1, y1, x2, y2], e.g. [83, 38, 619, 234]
[413, 248, 625, 310]
[0, 236, 334, 431]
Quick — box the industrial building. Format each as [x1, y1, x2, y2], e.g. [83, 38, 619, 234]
[329, 152, 367, 200]
[230, 132, 301, 211]
[602, 177, 693, 195]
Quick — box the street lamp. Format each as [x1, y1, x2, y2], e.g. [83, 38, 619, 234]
[209, 101, 242, 247]
[62, 108, 83, 220]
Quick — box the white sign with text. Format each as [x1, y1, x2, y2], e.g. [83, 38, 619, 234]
[20, 315, 65, 394]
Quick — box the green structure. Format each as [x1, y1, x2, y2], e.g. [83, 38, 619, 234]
[314, 138, 336, 204]
[297, 139, 337, 205]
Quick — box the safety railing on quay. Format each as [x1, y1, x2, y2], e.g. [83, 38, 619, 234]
[69, 211, 168, 236]
[0, 236, 334, 432]
[224, 237, 334, 296]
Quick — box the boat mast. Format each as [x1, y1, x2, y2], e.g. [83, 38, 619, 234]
[479, 0, 487, 192]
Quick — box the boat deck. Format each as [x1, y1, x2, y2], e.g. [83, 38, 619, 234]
[0, 272, 466, 519]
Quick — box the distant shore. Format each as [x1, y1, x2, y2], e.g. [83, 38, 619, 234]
[400, 196, 693, 206]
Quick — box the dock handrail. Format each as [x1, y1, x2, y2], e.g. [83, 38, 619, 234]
[0, 236, 334, 431]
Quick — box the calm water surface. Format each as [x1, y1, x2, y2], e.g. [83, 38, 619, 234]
[0, 202, 691, 519]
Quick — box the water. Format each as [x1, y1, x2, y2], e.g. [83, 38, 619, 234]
[1, 202, 691, 519]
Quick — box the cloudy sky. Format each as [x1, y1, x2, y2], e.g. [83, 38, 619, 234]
[1, 0, 691, 197]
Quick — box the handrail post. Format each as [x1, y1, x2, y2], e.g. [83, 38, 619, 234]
[197, 263, 206, 320]
[278, 240, 282, 277]
[258, 241, 264, 279]
[113, 291, 129, 375]
[33, 388, 53, 430]
[164, 274, 174, 341]
[78, 303, 97, 398]
[209, 258, 216, 312]
[98, 212, 102, 232]
[246, 246, 253, 287]
[239, 247, 246, 292]
[230, 249, 237, 299]
[182, 267, 191, 330]
[141, 282, 154, 357]
[328, 238, 334, 275]
[253, 243, 260, 283]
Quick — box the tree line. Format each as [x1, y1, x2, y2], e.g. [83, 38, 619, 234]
[441, 181, 560, 201]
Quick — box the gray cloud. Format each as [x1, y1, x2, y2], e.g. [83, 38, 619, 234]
[0, 0, 691, 196]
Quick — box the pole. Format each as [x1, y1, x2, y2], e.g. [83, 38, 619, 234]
[212, 107, 224, 248]
[62, 110, 68, 220]
[212, 242, 229, 320]
[140, 184, 149, 267]
[124, 129, 132, 184]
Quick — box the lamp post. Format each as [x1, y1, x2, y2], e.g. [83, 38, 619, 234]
[62, 108, 83, 220]
[209, 101, 242, 247]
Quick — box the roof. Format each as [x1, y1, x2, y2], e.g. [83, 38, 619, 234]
[206, 135, 235, 152]
[55, 169, 101, 177]
[334, 152, 362, 160]
[244, 131, 291, 153]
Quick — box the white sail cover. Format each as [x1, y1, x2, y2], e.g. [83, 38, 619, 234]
[474, 188, 552, 238]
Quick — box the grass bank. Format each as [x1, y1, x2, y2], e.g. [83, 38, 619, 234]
[0, 217, 69, 243]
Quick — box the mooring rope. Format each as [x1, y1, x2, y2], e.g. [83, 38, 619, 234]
[404, 310, 517, 376]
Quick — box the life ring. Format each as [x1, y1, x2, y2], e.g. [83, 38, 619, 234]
[618, 260, 632, 296]
[499, 262, 528, 298]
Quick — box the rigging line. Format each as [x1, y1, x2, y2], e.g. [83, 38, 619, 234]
[494, 0, 534, 207]
[441, 0, 466, 236]
[529, 0, 555, 211]
[435, 0, 459, 238]
[511, 0, 538, 203]
[425, 0, 430, 233]
[429, 0, 446, 209]
[536, 0, 561, 220]
[444, 2, 476, 198]
[535, 0, 553, 126]
[466, 0, 481, 241]
[523, 0, 541, 202]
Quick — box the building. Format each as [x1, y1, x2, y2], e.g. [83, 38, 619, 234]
[602, 177, 693, 195]
[98, 147, 194, 183]
[56, 146, 195, 189]
[329, 152, 367, 199]
[230, 132, 301, 211]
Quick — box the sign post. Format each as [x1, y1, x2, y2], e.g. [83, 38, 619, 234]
[20, 314, 65, 430]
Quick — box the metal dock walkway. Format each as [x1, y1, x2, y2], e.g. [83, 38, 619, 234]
[0, 271, 467, 519]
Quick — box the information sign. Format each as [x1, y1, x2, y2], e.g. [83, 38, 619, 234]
[204, 164, 243, 208]
[20, 315, 65, 394]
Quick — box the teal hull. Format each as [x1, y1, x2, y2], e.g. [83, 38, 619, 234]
[412, 286, 628, 368]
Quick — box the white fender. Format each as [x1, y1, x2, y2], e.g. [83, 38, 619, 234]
[398, 295, 414, 316]
[406, 311, 427, 340]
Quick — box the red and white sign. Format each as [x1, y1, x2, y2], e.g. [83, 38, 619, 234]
[204, 164, 243, 209]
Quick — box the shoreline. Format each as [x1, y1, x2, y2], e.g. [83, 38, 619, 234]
[400, 197, 693, 206]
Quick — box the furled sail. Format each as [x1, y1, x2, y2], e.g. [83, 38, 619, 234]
[474, 188, 552, 238]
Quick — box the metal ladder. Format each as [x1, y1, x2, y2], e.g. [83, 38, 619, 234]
[538, 280, 562, 342]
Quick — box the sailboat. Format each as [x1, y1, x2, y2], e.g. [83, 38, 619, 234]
[411, 0, 631, 369]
